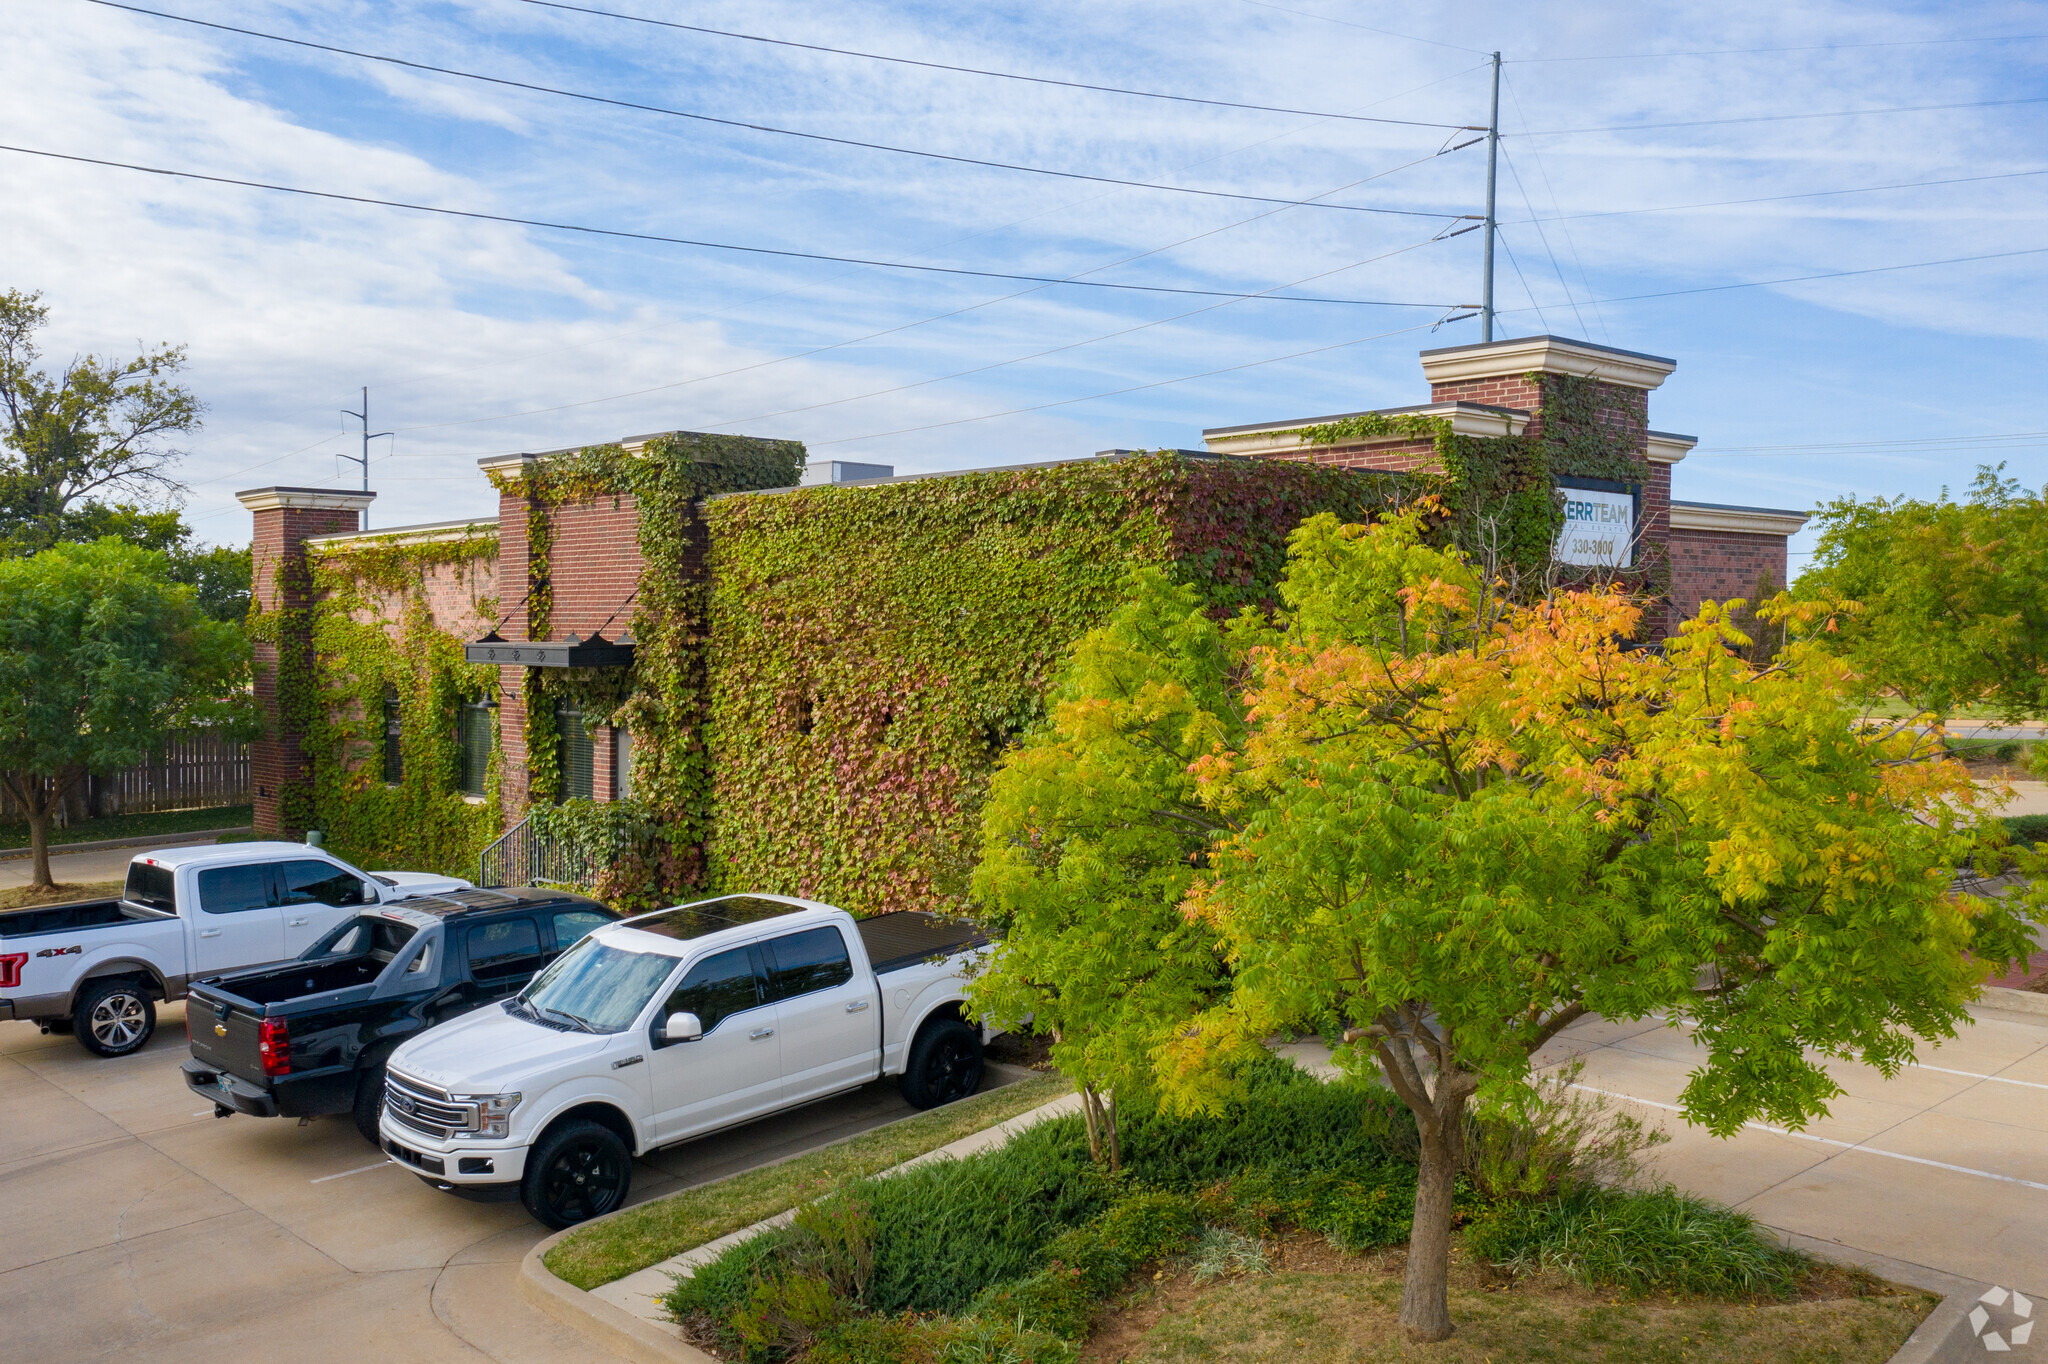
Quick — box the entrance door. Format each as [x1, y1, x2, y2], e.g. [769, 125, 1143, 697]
[646, 945, 781, 1145]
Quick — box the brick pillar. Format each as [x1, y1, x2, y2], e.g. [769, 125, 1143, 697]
[238, 486, 377, 838]
[483, 456, 539, 818]
[1418, 336, 1679, 627]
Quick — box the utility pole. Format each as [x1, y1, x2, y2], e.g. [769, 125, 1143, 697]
[1482, 51, 1501, 343]
[339, 386, 391, 531]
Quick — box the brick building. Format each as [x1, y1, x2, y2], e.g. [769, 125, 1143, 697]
[237, 335, 1806, 867]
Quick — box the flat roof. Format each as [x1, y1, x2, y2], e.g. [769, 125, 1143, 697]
[1203, 400, 1526, 439]
[1671, 498, 1810, 519]
[1418, 333, 1677, 367]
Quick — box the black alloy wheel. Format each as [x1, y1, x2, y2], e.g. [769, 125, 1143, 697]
[901, 1018, 984, 1110]
[521, 1119, 631, 1230]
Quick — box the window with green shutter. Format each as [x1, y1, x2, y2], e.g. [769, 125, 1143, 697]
[458, 697, 493, 796]
[557, 703, 593, 801]
[382, 687, 404, 785]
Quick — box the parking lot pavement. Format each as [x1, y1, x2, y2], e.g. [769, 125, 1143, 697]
[1536, 1002, 2048, 1296]
[1, 1000, 1019, 1363]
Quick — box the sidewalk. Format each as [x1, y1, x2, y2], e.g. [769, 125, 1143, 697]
[0, 833, 231, 892]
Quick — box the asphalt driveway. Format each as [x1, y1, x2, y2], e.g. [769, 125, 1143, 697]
[0, 998, 1018, 1363]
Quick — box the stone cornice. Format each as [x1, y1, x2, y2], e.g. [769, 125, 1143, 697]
[303, 517, 499, 551]
[1203, 401, 1529, 455]
[235, 486, 377, 514]
[1669, 501, 1809, 536]
[1647, 431, 1697, 465]
[1420, 335, 1677, 391]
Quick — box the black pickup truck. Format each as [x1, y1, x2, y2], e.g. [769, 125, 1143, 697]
[181, 887, 617, 1142]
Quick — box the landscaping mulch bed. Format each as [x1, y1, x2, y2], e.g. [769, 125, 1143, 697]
[1081, 1231, 1933, 1364]
[0, 880, 124, 912]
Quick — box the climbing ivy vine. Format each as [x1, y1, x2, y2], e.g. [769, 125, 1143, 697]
[276, 526, 503, 877]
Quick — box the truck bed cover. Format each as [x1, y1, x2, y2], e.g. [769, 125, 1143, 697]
[856, 911, 988, 976]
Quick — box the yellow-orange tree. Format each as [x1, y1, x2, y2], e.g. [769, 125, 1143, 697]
[985, 510, 2042, 1342]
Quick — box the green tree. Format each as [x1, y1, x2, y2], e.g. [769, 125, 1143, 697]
[0, 288, 203, 557]
[996, 511, 2041, 1342]
[967, 572, 1238, 1165]
[0, 540, 254, 885]
[1797, 465, 2048, 720]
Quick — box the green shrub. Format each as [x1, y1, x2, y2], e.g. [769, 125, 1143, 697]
[1465, 1184, 1805, 1297]
[1462, 1061, 1668, 1203]
[962, 1266, 1095, 1342]
[2007, 813, 2048, 848]
[1227, 1163, 1420, 1251]
[1117, 1053, 1415, 1189]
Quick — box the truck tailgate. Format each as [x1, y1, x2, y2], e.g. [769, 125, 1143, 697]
[857, 911, 989, 975]
[184, 983, 266, 1078]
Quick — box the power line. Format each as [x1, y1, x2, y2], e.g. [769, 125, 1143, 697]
[1696, 431, 2048, 454]
[1495, 227, 1548, 331]
[1508, 33, 2047, 62]
[1515, 93, 2048, 137]
[1502, 168, 2048, 224]
[513, 0, 1479, 129]
[383, 142, 1476, 436]
[87, 1, 1471, 219]
[1497, 142, 1586, 336]
[1495, 243, 2048, 311]
[356, 60, 1489, 401]
[810, 319, 1446, 448]
[693, 228, 1458, 435]
[0, 143, 1466, 308]
[1500, 72, 1606, 343]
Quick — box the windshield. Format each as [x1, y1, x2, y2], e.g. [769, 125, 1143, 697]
[518, 936, 680, 1034]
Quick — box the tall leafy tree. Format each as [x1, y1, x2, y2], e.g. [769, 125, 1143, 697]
[0, 540, 254, 885]
[987, 511, 2042, 1342]
[1797, 465, 2048, 720]
[968, 572, 1238, 1164]
[0, 288, 203, 557]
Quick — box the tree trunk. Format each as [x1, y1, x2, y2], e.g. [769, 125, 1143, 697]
[27, 805, 51, 889]
[1077, 1083, 1121, 1171]
[1398, 1095, 1469, 1341]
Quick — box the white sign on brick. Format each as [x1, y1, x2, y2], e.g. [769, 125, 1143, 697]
[1555, 486, 1635, 567]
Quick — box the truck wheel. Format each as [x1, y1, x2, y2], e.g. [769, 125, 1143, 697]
[521, 1119, 631, 1230]
[900, 1019, 983, 1110]
[73, 979, 156, 1058]
[352, 1063, 388, 1145]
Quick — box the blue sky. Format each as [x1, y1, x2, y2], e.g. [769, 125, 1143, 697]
[6, 0, 2046, 574]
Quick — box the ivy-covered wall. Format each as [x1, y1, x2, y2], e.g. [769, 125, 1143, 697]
[298, 527, 504, 877]
[697, 453, 1413, 916]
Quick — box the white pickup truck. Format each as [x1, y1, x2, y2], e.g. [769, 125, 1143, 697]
[0, 842, 471, 1056]
[379, 893, 993, 1228]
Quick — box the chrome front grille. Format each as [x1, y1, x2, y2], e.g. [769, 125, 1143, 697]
[384, 1072, 475, 1140]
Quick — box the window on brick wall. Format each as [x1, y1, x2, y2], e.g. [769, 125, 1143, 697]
[457, 696, 493, 797]
[557, 703, 594, 801]
[382, 686, 403, 785]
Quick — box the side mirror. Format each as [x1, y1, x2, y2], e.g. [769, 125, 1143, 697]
[663, 1011, 703, 1043]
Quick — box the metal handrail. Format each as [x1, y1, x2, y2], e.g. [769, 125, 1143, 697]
[478, 815, 530, 888]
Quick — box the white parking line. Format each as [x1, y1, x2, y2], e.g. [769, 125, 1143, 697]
[1569, 1084, 2048, 1194]
[310, 1161, 390, 1184]
[1911, 1062, 2048, 1092]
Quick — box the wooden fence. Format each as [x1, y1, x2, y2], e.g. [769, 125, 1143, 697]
[0, 731, 251, 822]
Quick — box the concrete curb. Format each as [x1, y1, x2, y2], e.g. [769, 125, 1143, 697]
[1769, 1228, 2041, 1363]
[1977, 985, 2048, 1019]
[0, 825, 250, 862]
[519, 1088, 1080, 1364]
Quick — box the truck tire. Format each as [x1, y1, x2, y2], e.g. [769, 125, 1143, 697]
[352, 1063, 388, 1145]
[900, 1018, 983, 1110]
[521, 1119, 632, 1230]
[73, 978, 156, 1058]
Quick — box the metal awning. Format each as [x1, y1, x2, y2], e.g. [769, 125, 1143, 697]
[464, 632, 634, 669]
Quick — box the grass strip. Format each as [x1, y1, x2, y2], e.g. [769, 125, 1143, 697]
[542, 1070, 1069, 1291]
[0, 880, 126, 912]
[0, 804, 252, 852]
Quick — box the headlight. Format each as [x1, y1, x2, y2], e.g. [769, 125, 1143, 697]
[452, 1091, 522, 1139]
